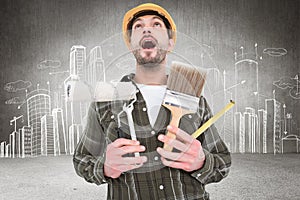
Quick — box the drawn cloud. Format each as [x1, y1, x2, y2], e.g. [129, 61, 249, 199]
[37, 60, 61, 69]
[5, 97, 25, 105]
[4, 80, 32, 92]
[263, 48, 287, 57]
[273, 77, 294, 89]
[273, 76, 300, 99]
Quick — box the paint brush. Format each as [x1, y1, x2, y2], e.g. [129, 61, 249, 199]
[163, 61, 207, 151]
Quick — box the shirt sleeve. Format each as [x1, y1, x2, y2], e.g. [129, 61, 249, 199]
[190, 97, 232, 185]
[73, 102, 109, 185]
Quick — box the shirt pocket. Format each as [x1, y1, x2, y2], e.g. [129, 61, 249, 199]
[179, 113, 203, 135]
[100, 110, 118, 142]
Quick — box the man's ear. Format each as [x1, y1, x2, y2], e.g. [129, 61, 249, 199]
[167, 38, 175, 52]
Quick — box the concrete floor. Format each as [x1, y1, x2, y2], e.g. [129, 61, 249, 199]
[0, 154, 299, 200]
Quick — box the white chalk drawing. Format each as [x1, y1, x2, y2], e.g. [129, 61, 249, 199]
[8, 115, 24, 158]
[281, 135, 300, 153]
[37, 60, 61, 69]
[87, 46, 106, 84]
[273, 75, 300, 99]
[4, 80, 32, 92]
[1, 41, 299, 159]
[231, 44, 298, 154]
[263, 48, 287, 57]
[5, 97, 25, 105]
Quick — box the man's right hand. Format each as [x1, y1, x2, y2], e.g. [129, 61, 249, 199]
[104, 138, 147, 178]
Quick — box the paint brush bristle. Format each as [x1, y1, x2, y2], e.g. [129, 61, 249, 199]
[167, 61, 206, 97]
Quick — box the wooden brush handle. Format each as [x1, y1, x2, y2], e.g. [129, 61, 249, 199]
[162, 104, 191, 151]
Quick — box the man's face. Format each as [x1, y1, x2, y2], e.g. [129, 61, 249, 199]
[129, 15, 174, 66]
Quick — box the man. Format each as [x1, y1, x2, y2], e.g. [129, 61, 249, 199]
[73, 3, 231, 200]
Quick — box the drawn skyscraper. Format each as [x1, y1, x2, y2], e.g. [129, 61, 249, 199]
[52, 108, 67, 155]
[234, 112, 245, 153]
[21, 126, 32, 157]
[265, 99, 281, 154]
[16, 130, 21, 158]
[69, 124, 83, 155]
[9, 132, 16, 158]
[87, 46, 105, 87]
[0, 141, 6, 157]
[234, 47, 259, 113]
[67, 45, 87, 127]
[41, 115, 59, 156]
[5, 144, 10, 158]
[27, 88, 51, 156]
[258, 109, 267, 153]
[70, 45, 86, 80]
[244, 107, 258, 153]
[244, 111, 251, 153]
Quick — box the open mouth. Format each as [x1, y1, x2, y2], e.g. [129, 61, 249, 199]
[140, 37, 157, 49]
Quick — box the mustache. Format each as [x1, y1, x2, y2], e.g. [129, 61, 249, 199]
[139, 35, 158, 46]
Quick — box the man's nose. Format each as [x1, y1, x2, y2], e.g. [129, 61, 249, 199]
[143, 26, 152, 34]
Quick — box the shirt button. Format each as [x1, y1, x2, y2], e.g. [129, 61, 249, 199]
[154, 156, 159, 161]
[188, 114, 192, 119]
[159, 185, 164, 190]
[151, 130, 155, 135]
[110, 115, 114, 119]
[197, 173, 201, 178]
[142, 107, 147, 111]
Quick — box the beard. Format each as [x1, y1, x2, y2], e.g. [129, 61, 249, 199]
[132, 47, 168, 67]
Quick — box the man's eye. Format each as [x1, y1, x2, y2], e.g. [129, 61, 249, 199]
[154, 22, 162, 27]
[134, 24, 142, 29]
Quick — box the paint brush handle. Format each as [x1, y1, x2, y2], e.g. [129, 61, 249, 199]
[163, 104, 191, 151]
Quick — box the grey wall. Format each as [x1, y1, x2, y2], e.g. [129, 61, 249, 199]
[0, 0, 299, 142]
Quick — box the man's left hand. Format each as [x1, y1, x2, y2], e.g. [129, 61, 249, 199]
[157, 125, 205, 172]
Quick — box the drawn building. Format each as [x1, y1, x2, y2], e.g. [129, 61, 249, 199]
[86, 46, 105, 87]
[52, 108, 67, 155]
[69, 124, 83, 155]
[258, 109, 267, 153]
[41, 115, 60, 156]
[281, 135, 300, 153]
[66, 45, 87, 131]
[21, 126, 32, 157]
[27, 89, 51, 156]
[70, 45, 86, 80]
[234, 112, 245, 153]
[9, 132, 16, 158]
[244, 107, 258, 153]
[265, 99, 281, 154]
[0, 141, 6, 158]
[16, 130, 22, 158]
[5, 144, 10, 158]
[234, 48, 259, 113]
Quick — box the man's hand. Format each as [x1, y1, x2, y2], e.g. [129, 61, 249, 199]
[104, 138, 147, 178]
[157, 125, 205, 172]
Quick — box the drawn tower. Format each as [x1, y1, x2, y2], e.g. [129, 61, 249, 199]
[26, 86, 51, 156]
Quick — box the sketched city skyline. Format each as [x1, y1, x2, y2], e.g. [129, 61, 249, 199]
[0, 43, 299, 159]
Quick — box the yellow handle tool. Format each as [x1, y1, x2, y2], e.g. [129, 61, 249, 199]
[192, 100, 235, 139]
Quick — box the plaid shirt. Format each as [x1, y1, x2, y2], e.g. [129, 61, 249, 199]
[73, 74, 231, 200]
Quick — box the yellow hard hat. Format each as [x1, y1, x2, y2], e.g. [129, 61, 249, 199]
[122, 3, 176, 48]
